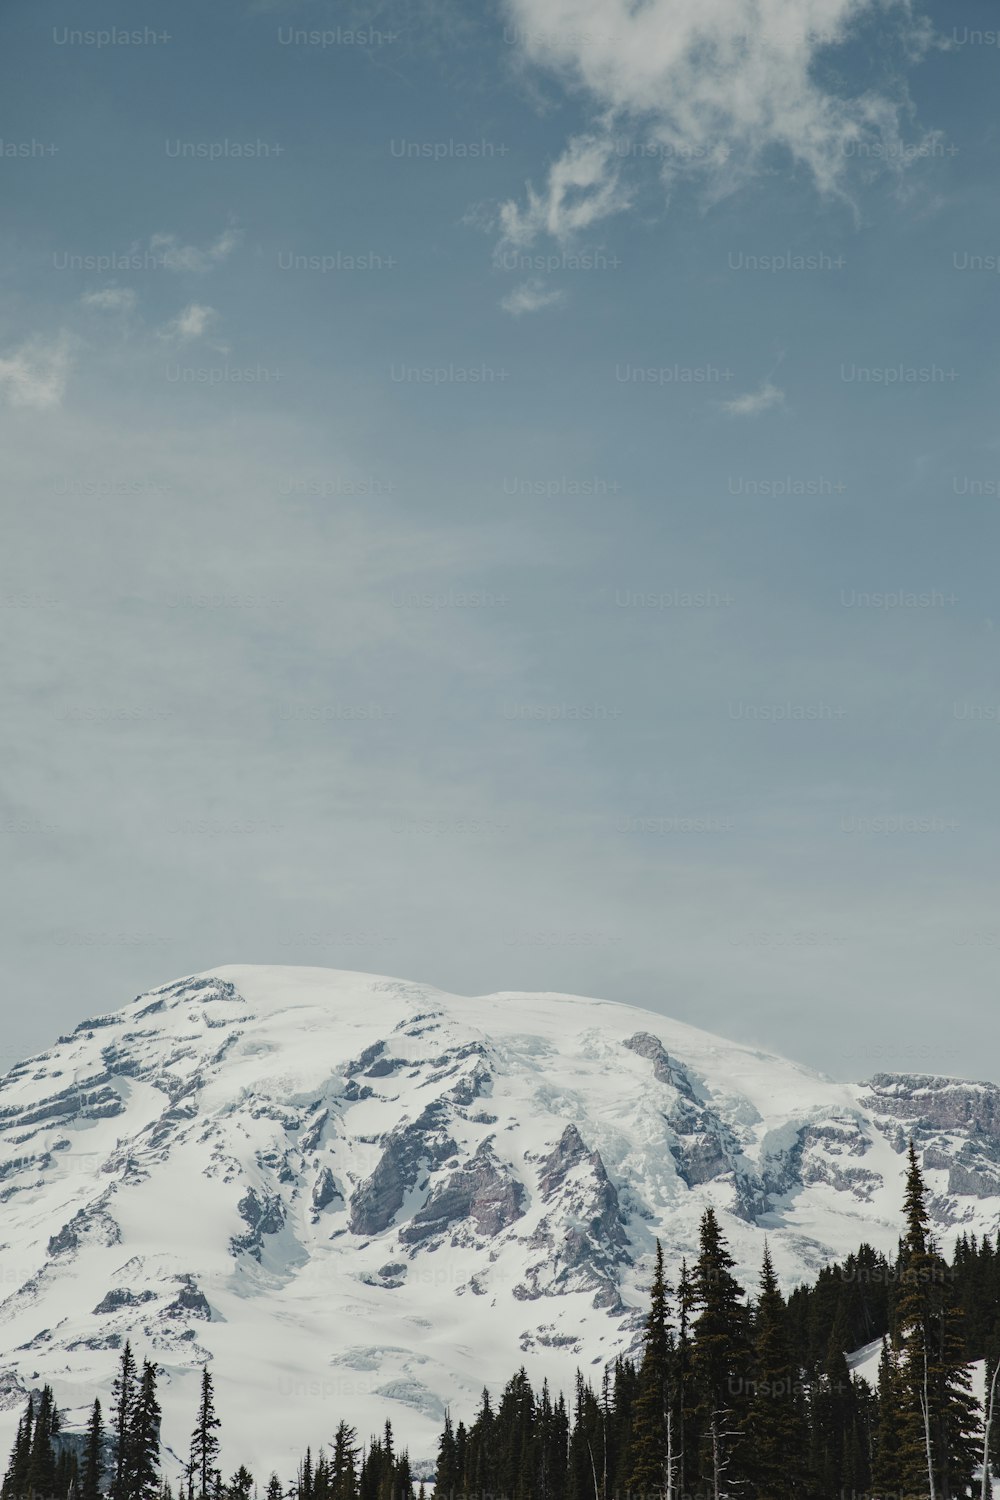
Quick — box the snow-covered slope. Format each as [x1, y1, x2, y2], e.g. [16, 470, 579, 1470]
[1, 965, 998, 1480]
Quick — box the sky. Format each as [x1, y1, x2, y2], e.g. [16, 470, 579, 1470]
[1, 0, 999, 1085]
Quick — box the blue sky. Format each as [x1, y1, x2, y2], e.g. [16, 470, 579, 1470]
[2, 0, 999, 1082]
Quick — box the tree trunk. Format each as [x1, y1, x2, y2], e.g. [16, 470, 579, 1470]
[982, 1356, 1000, 1500]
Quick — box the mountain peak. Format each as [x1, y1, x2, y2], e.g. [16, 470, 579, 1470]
[1, 965, 997, 1480]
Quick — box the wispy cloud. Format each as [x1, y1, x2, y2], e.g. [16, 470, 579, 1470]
[498, 134, 630, 250]
[721, 382, 786, 417]
[498, 0, 930, 250]
[158, 304, 218, 343]
[500, 279, 567, 317]
[80, 286, 138, 314]
[150, 226, 241, 274]
[0, 334, 72, 410]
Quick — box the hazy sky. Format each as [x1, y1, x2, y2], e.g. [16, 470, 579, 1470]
[2, 0, 998, 1084]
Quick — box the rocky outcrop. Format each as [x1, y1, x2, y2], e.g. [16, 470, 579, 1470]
[47, 1205, 121, 1258]
[230, 1188, 286, 1260]
[93, 1288, 157, 1314]
[163, 1276, 212, 1320]
[623, 1033, 747, 1197]
[349, 1105, 457, 1237]
[516, 1125, 630, 1308]
[861, 1074, 1000, 1136]
[311, 1166, 341, 1215]
[399, 1139, 524, 1244]
[623, 1032, 698, 1100]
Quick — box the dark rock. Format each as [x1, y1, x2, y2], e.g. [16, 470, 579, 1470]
[516, 1125, 630, 1306]
[349, 1104, 457, 1236]
[399, 1139, 525, 1244]
[164, 1277, 212, 1320]
[93, 1288, 157, 1314]
[311, 1166, 341, 1213]
[230, 1188, 286, 1260]
[861, 1074, 1000, 1136]
[47, 1206, 121, 1258]
[365, 1057, 404, 1078]
[300, 1110, 329, 1154]
[623, 1033, 699, 1101]
[347, 1042, 386, 1076]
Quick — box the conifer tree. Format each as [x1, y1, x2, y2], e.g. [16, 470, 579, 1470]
[746, 1244, 809, 1500]
[110, 1346, 139, 1500]
[690, 1208, 751, 1500]
[2, 1397, 35, 1500]
[80, 1400, 106, 1500]
[674, 1259, 696, 1500]
[435, 1417, 456, 1500]
[298, 1452, 313, 1500]
[131, 1364, 161, 1500]
[871, 1336, 904, 1499]
[189, 1370, 222, 1500]
[330, 1425, 358, 1500]
[28, 1386, 60, 1498]
[896, 1142, 980, 1500]
[808, 1301, 858, 1497]
[626, 1241, 677, 1500]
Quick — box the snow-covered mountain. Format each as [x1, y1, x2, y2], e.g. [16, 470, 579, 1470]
[1, 965, 998, 1481]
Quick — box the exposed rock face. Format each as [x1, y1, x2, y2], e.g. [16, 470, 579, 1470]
[93, 1288, 156, 1314]
[516, 1124, 629, 1308]
[399, 1138, 525, 1244]
[861, 1074, 1000, 1208]
[47, 1205, 122, 1258]
[861, 1074, 1000, 1135]
[311, 1166, 341, 1215]
[230, 1188, 286, 1260]
[349, 1105, 458, 1237]
[164, 1277, 212, 1321]
[623, 1032, 698, 1099]
[624, 1032, 745, 1200]
[943, 1161, 1000, 1199]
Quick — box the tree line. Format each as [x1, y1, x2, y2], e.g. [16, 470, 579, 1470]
[4, 1144, 999, 1500]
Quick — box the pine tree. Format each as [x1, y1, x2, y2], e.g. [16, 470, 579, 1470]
[746, 1244, 809, 1500]
[626, 1241, 677, 1500]
[330, 1425, 358, 1500]
[110, 1346, 139, 1500]
[130, 1364, 161, 1500]
[896, 1142, 981, 1500]
[189, 1370, 222, 1500]
[674, 1260, 696, 1500]
[435, 1416, 456, 1500]
[298, 1452, 313, 1500]
[690, 1208, 751, 1500]
[264, 1476, 284, 1500]
[871, 1336, 904, 1499]
[2, 1397, 35, 1500]
[27, 1386, 60, 1498]
[80, 1401, 106, 1500]
[808, 1300, 858, 1498]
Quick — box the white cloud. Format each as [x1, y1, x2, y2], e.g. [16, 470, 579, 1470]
[499, 0, 929, 248]
[150, 226, 241, 274]
[499, 134, 630, 248]
[721, 382, 786, 417]
[500, 278, 568, 316]
[158, 304, 217, 343]
[80, 286, 138, 314]
[0, 334, 72, 410]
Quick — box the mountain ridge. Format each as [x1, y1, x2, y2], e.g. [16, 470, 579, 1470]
[1, 964, 997, 1480]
